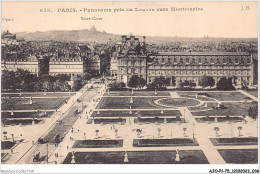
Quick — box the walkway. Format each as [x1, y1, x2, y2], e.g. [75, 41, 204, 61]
[239, 90, 258, 102]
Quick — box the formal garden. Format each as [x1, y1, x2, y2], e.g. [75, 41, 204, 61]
[218, 149, 258, 164]
[63, 150, 209, 164]
[2, 98, 67, 110]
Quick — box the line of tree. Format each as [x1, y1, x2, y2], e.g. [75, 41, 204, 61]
[1, 69, 86, 92]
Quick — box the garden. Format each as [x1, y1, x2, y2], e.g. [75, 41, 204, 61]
[96, 97, 172, 109]
[63, 150, 209, 164]
[133, 138, 199, 147]
[91, 110, 182, 117]
[191, 102, 257, 116]
[218, 149, 258, 164]
[72, 140, 123, 148]
[2, 98, 67, 110]
[210, 137, 258, 146]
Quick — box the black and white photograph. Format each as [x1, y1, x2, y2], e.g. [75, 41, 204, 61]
[0, 1, 259, 173]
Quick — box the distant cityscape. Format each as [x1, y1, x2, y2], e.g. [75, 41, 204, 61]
[1, 26, 258, 90]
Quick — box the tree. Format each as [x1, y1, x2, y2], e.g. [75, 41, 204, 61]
[139, 78, 146, 89]
[248, 105, 258, 120]
[136, 129, 142, 138]
[199, 75, 215, 88]
[214, 127, 220, 137]
[178, 80, 196, 90]
[183, 128, 187, 137]
[95, 130, 99, 139]
[128, 75, 146, 89]
[128, 75, 139, 89]
[237, 126, 242, 136]
[216, 77, 235, 90]
[147, 76, 167, 91]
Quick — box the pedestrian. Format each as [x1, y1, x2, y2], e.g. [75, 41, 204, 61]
[56, 152, 58, 157]
[11, 148, 13, 154]
[32, 140, 34, 145]
[78, 129, 79, 133]
[67, 146, 69, 150]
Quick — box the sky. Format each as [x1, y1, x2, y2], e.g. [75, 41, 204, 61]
[1, 1, 258, 38]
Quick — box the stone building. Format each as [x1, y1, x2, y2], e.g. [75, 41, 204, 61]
[49, 54, 87, 77]
[1, 55, 39, 75]
[148, 52, 254, 87]
[115, 35, 147, 84]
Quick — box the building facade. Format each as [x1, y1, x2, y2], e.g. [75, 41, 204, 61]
[85, 54, 101, 76]
[1, 55, 39, 75]
[148, 52, 254, 87]
[113, 35, 254, 87]
[49, 57, 86, 77]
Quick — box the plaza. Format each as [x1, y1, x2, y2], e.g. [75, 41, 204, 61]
[2, 82, 257, 164]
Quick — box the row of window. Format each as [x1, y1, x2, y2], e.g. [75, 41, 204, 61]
[148, 65, 250, 70]
[148, 70, 250, 76]
[153, 56, 251, 64]
[50, 65, 83, 69]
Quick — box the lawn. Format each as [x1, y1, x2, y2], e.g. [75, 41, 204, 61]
[1, 98, 67, 110]
[96, 97, 174, 109]
[188, 103, 219, 111]
[210, 137, 258, 146]
[1, 92, 75, 98]
[195, 116, 244, 123]
[1, 111, 54, 119]
[3, 119, 43, 125]
[177, 92, 216, 101]
[91, 110, 182, 117]
[158, 98, 200, 107]
[218, 149, 258, 164]
[133, 138, 199, 147]
[1, 141, 16, 149]
[191, 102, 257, 116]
[177, 91, 250, 101]
[134, 117, 183, 124]
[246, 90, 258, 98]
[94, 118, 126, 124]
[72, 140, 123, 148]
[104, 91, 171, 96]
[63, 150, 209, 164]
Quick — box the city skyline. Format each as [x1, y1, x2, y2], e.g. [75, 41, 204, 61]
[1, 1, 258, 38]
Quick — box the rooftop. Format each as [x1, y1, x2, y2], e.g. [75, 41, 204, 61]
[150, 52, 250, 56]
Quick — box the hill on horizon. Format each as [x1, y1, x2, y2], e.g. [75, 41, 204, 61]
[14, 29, 258, 43]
